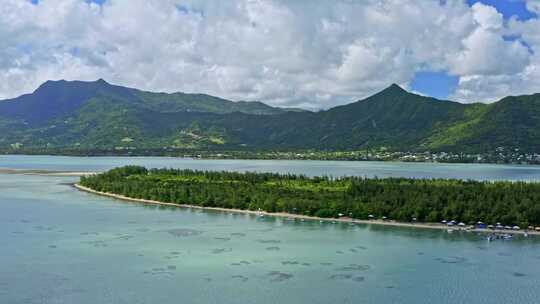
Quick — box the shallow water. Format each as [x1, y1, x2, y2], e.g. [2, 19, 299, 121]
[1, 156, 540, 303]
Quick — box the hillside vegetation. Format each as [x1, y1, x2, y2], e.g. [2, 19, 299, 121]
[1, 79, 540, 153]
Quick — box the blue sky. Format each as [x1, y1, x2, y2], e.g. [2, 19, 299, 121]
[411, 0, 538, 100]
[466, 0, 537, 20]
[411, 72, 459, 100]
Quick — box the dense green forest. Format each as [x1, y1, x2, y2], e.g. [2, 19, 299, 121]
[80, 166, 540, 227]
[2, 79, 540, 154]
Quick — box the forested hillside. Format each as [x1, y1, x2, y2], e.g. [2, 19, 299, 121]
[1, 79, 540, 154]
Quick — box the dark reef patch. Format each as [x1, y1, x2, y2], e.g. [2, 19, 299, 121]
[214, 237, 231, 241]
[329, 274, 352, 280]
[329, 274, 365, 282]
[335, 264, 370, 272]
[435, 256, 467, 264]
[257, 239, 281, 244]
[166, 228, 203, 237]
[232, 275, 248, 282]
[114, 234, 134, 241]
[231, 232, 246, 237]
[266, 271, 293, 282]
[144, 267, 173, 276]
[211, 248, 232, 254]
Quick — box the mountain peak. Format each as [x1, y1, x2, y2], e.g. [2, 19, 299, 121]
[385, 83, 407, 93]
[365, 83, 409, 101]
[95, 78, 109, 85]
[34, 79, 66, 93]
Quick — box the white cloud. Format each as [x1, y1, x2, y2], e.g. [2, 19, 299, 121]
[472, 2, 503, 30]
[448, 27, 530, 76]
[526, 0, 540, 14]
[0, 0, 539, 108]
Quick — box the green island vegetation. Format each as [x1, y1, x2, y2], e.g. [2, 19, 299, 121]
[80, 166, 540, 227]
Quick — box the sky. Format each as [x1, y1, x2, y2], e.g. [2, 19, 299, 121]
[1, 0, 540, 109]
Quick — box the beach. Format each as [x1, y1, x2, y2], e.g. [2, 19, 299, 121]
[74, 183, 539, 236]
[0, 168, 97, 176]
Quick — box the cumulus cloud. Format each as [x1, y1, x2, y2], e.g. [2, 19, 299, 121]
[449, 1, 540, 102]
[526, 0, 540, 14]
[448, 25, 530, 76]
[0, 0, 539, 108]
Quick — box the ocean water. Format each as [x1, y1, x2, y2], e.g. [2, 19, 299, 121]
[1, 156, 540, 304]
[2, 154, 540, 180]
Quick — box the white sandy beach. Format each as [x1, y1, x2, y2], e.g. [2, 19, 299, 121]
[74, 183, 540, 236]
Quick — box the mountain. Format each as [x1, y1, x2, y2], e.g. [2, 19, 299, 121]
[423, 93, 540, 152]
[0, 79, 294, 124]
[0, 79, 539, 153]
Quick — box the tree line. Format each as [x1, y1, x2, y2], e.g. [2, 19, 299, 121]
[79, 166, 540, 227]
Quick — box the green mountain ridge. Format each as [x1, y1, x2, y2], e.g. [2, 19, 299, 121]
[0, 79, 539, 153]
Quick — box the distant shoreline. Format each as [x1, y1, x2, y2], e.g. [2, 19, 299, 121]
[0, 168, 97, 176]
[2, 152, 540, 166]
[73, 183, 539, 236]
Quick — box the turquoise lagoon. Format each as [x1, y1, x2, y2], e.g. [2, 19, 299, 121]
[1, 155, 540, 304]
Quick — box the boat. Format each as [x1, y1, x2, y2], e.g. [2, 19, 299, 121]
[502, 234, 513, 240]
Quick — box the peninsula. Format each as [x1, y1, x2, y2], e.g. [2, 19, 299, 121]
[78, 166, 540, 233]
